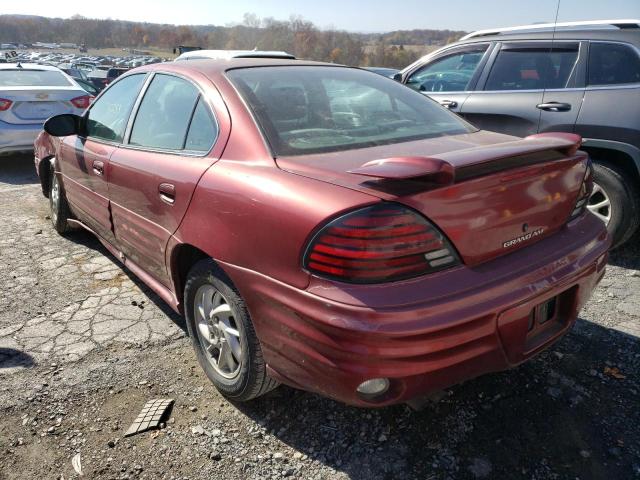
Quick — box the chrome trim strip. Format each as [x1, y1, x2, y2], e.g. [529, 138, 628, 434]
[585, 83, 640, 91]
[470, 88, 585, 94]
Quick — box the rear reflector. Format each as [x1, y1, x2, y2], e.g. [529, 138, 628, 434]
[303, 203, 460, 284]
[70, 95, 92, 109]
[0, 98, 12, 111]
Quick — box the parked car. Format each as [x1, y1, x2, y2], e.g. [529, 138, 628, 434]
[395, 19, 640, 248]
[72, 77, 100, 96]
[0, 63, 92, 155]
[174, 49, 295, 61]
[58, 64, 89, 82]
[105, 67, 128, 85]
[85, 69, 108, 91]
[35, 58, 609, 407]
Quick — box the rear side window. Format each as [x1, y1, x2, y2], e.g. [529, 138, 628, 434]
[406, 47, 488, 92]
[588, 42, 640, 86]
[0, 69, 72, 87]
[485, 46, 579, 91]
[85, 73, 146, 142]
[129, 74, 200, 150]
[184, 98, 217, 152]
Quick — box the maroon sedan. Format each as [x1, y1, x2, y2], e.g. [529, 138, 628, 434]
[34, 58, 609, 407]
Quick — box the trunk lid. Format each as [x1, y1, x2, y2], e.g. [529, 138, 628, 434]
[276, 130, 588, 266]
[0, 87, 85, 125]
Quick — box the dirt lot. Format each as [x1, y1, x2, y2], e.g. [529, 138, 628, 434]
[0, 154, 639, 480]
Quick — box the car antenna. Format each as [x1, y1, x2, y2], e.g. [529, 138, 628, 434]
[16, 62, 23, 68]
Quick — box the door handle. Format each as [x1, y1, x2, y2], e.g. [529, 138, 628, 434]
[92, 160, 104, 176]
[438, 100, 458, 109]
[158, 183, 176, 205]
[536, 102, 571, 112]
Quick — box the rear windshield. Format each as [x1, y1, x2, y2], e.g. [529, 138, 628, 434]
[0, 69, 72, 87]
[227, 66, 475, 156]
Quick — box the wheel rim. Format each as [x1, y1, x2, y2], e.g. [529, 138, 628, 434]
[193, 285, 242, 379]
[587, 182, 612, 225]
[50, 174, 60, 223]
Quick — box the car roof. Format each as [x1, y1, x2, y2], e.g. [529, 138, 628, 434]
[452, 19, 640, 46]
[400, 21, 640, 75]
[460, 19, 640, 40]
[133, 57, 342, 78]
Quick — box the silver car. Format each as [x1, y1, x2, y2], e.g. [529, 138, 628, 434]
[0, 63, 90, 154]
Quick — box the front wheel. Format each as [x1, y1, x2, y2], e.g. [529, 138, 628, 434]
[184, 259, 278, 401]
[49, 164, 72, 234]
[588, 161, 640, 249]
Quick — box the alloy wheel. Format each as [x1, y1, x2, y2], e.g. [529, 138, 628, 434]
[50, 173, 60, 224]
[587, 182, 612, 225]
[193, 284, 243, 379]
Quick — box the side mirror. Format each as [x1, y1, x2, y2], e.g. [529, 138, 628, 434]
[392, 72, 402, 82]
[44, 114, 81, 137]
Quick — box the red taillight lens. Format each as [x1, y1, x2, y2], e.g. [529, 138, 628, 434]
[0, 98, 12, 111]
[70, 95, 92, 109]
[304, 203, 460, 283]
[570, 159, 593, 221]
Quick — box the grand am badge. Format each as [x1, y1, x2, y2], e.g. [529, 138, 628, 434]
[503, 228, 544, 248]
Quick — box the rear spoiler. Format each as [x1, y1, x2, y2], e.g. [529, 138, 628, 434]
[347, 132, 583, 185]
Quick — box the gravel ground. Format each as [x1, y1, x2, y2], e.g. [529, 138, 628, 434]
[0, 154, 639, 480]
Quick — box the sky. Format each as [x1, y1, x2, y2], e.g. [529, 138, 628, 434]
[3, 0, 639, 32]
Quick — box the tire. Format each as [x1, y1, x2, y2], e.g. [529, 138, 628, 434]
[49, 163, 72, 234]
[184, 259, 278, 401]
[589, 161, 640, 249]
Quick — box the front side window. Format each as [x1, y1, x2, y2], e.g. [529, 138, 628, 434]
[129, 74, 200, 150]
[0, 69, 73, 87]
[485, 46, 579, 91]
[406, 47, 488, 93]
[85, 74, 146, 142]
[588, 42, 640, 86]
[227, 66, 475, 156]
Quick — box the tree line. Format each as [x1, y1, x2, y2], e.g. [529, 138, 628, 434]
[0, 14, 466, 68]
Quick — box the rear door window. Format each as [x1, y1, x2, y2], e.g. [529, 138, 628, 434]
[588, 42, 640, 86]
[84, 73, 146, 142]
[184, 97, 218, 152]
[129, 74, 200, 150]
[485, 46, 579, 91]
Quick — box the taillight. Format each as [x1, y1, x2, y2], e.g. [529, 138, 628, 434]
[303, 203, 460, 284]
[0, 98, 12, 111]
[569, 159, 593, 221]
[70, 95, 92, 109]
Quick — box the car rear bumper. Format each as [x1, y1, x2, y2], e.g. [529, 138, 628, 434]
[222, 213, 610, 407]
[0, 120, 42, 154]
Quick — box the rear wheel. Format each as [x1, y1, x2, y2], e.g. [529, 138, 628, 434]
[49, 164, 72, 234]
[184, 259, 278, 401]
[589, 161, 640, 249]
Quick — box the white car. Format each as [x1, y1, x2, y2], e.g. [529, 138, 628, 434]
[174, 49, 295, 61]
[0, 63, 91, 155]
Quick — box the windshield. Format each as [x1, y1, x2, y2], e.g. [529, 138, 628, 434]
[227, 66, 475, 156]
[0, 69, 73, 87]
